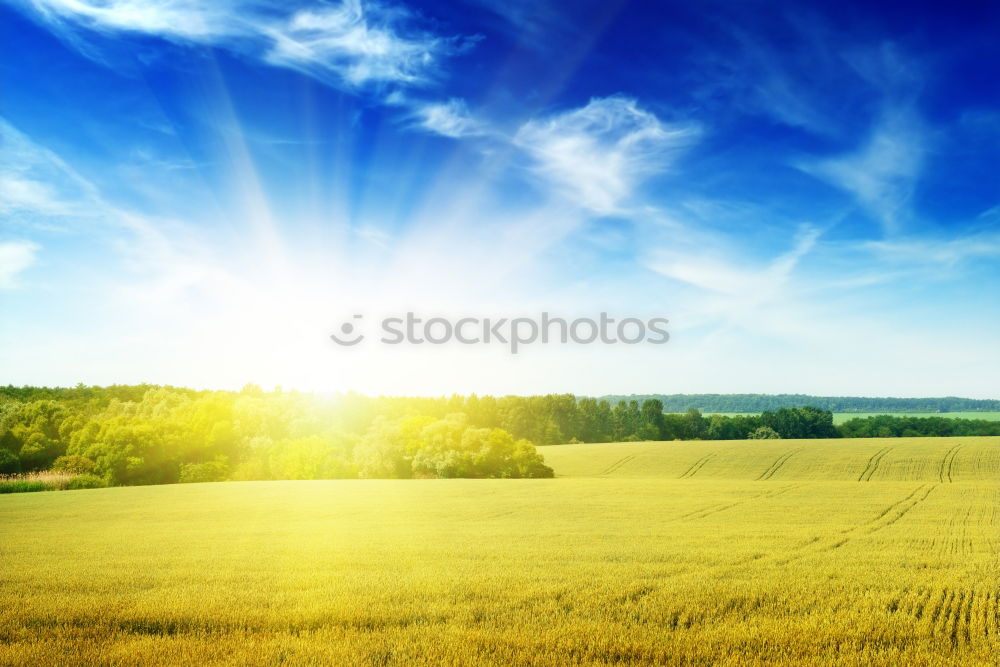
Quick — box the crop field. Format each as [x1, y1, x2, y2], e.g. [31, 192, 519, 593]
[1, 437, 998, 665]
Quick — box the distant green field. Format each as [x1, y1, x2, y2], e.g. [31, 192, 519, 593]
[2, 437, 998, 665]
[830, 411, 1000, 424]
[672, 411, 1000, 424]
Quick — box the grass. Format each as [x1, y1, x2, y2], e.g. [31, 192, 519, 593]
[0, 480, 51, 494]
[1, 436, 998, 665]
[0, 471, 77, 493]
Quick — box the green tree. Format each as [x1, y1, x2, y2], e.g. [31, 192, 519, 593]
[749, 426, 781, 439]
[684, 408, 707, 439]
[0, 447, 20, 474]
[51, 455, 96, 474]
[639, 399, 666, 440]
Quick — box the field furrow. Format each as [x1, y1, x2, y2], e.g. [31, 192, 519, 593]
[755, 448, 801, 480]
[599, 455, 636, 476]
[678, 453, 715, 479]
[858, 446, 893, 481]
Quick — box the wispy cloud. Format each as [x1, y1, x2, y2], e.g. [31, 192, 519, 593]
[265, 1, 466, 88]
[721, 25, 840, 136]
[649, 225, 820, 302]
[696, 16, 929, 237]
[864, 231, 1000, 267]
[13, 0, 464, 89]
[0, 174, 62, 216]
[13, 0, 236, 41]
[804, 108, 924, 233]
[0, 118, 102, 221]
[640, 223, 850, 372]
[458, 0, 573, 45]
[722, 28, 928, 234]
[0, 240, 40, 289]
[514, 97, 699, 214]
[409, 98, 485, 138]
[0, 116, 228, 300]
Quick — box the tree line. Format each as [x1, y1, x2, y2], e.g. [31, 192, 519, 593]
[600, 393, 1000, 413]
[2, 386, 997, 488]
[0, 386, 555, 485]
[837, 414, 1000, 438]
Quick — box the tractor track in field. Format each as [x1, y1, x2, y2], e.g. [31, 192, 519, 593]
[857, 446, 894, 481]
[860, 483, 938, 535]
[775, 483, 939, 564]
[679, 484, 801, 522]
[939, 444, 964, 482]
[869, 483, 932, 523]
[935, 505, 976, 558]
[599, 455, 636, 476]
[678, 453, 715, 479]
[755, 449, 801, 481]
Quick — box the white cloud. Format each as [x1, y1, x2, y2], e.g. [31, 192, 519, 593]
[21, 0, 236, 40]
[411, 98, 484, 138]
[15, 0, 460, 89]
[806, 109, 923, 233]
[0, 240, 40, 289]
[514, 97, 699, 214]
[265, 1, 459, 87]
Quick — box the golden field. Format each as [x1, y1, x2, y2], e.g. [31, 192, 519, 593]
[1, 437, 997, 665]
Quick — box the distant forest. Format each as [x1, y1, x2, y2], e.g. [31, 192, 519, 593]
[598, 394, 1000, 413]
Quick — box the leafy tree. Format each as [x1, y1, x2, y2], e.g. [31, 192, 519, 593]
[355, 418, 412, 479]
[51, 455, 96, 474]
[18, 432, 64, 470]
[179, 456, 230, 483]
[66, 474, 106, 490]
[684, 408, 707, 439]
[0, 448, 20, 474]
[749, 426, 781, 439]
[639, 399, 666, 440]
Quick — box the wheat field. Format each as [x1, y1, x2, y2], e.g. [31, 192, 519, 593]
[1, 437, 997, 665]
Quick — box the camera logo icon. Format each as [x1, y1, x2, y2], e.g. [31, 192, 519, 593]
[330, 314, 364, 346]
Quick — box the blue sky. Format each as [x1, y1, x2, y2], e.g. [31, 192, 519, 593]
[1, 0, 999, 397]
